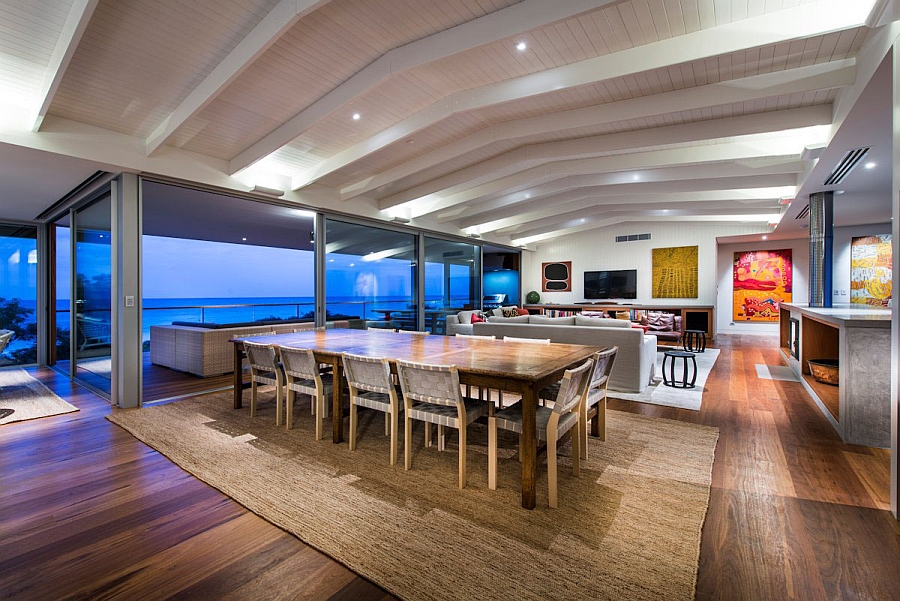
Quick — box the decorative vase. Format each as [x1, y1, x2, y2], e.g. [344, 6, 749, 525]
[525, 290, 540, 304]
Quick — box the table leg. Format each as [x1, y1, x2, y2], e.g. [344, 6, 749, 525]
[520, 385, 538, 509]
[332, 358, 345, 443]
[233, 343, 243, 409]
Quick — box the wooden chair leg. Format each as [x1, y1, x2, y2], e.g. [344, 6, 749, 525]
[250, 380, 258, 418]
[389, 411, 398, 466]
[286, 388, 294, 430]
[498, 391, 503, 409]
[349, 402, 358, 451]
[315, 393, 324, 440]
[385, 412, 390, 436]
[425, 422, 432, 448]
[458, 424, 467, 489]
[595, 397, 606, 442]
[572, 423, 581, 478]
[488, 417, 498, 490]
[438, 424, 445, 451]
[275, 384, 283, 427]
[547, 435, 558, 509]
[404, 417, 413, 470]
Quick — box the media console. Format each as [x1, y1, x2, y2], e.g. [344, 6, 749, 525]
[523, 303, 715, 340]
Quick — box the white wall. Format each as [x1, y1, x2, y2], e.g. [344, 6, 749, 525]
[714, 223, 892, 334]
[716, 238, 808, 335]
[521, 222, 767, 306]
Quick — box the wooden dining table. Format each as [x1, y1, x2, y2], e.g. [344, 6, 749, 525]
[231, 329, 603, 509]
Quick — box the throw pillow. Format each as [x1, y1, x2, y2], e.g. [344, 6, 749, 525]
[457, 310, 476, 324]
[516, 307, 529, 316]
[471, 313, 484, 324]
[502, 307, 520, 318]
[645, 312, 675, 332]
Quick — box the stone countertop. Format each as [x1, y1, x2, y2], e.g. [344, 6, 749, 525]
[782, 303, 891, 328]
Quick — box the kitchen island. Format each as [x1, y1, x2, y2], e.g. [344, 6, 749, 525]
[780, 303, 891, 448]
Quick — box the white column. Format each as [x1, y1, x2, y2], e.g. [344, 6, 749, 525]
[112, 173, 142, 407]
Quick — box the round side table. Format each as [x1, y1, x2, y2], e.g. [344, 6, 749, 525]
[683, 329, 707, 353]
[662, 350, 698, 389]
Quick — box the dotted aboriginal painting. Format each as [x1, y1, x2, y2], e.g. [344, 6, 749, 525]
[651, 246, 698, 298]
[851, 235, 892, 307]
[733, 249, 792, 322]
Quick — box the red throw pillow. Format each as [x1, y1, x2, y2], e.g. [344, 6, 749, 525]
[516, 307, 529, 316]
[471, 313, 484, 324]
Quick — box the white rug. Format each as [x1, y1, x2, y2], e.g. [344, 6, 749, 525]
[0, 369, 79, 425]
[755, 364, 800, 382]
[608, 349, 720, 411]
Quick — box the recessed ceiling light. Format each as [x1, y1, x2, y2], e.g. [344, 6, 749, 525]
[834, 190, 845, 195]
[632, 174, 640, 181]
[865, 162, 876, 169]
[762, 235, 768, 240]
[516, 41, 527, 51]
[242, 237, 247, 241]
[352, 113, 361, 121]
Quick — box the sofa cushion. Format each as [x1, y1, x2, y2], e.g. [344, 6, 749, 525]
[529, 315, 575, 326]
[645, 312, 675, 332]
[575, 315, 631, 328]
[487, 315, 529, 323]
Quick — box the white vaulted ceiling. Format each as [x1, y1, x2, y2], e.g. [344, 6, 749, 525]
[0, 0, 888, 243]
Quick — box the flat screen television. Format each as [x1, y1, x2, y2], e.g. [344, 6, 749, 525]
[584, 269, 637, 300]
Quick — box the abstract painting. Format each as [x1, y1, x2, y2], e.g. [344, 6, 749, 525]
[733, 249, 793, 322]
[542, 261, 572, 292]
[851, 235, 892, 307]
[651, 246, 698, 298]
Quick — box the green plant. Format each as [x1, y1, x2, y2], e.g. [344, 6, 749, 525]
[525, 290, 540, 304]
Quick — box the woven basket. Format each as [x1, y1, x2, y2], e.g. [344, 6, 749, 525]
[807, 359, 839, 386]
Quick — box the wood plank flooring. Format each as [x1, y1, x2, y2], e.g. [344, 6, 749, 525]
[1, 335, 897, 600]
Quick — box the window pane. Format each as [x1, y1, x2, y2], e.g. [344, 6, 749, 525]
[325, 219, 416, 330]
[424, 237, 479, 334]
[141, 181, 315, 401]
[0, 223, 38, 366]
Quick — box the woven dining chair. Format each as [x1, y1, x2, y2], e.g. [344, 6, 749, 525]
[540, 347, 618, 460]
[242, 341, 285, 426]
[343, 353, 403, 465]
[279, 346, 334, 439]
[489, 358, 593, 508]
[396, 360, 492, 488]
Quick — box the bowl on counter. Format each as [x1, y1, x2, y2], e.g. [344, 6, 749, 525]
[807, 359, 839, 386]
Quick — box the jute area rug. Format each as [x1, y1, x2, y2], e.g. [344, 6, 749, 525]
[109, 389, 719, 601]
[0, 369, 79, 425]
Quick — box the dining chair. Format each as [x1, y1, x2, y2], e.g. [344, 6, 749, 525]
[242, 341, 285, 426]
[279, 346, 334, 439]
[502, 336, 551, 344]
[454, 333, 496, 340]
[396, 330, 430, 335]
[343, 353, 403, 465]
[396, 360, 492, 488]
[488, 358, 593, 508]
[540, 347, 618, 459]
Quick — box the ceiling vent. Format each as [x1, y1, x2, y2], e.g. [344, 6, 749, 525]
[823, 147, 871, 185]
[615, 233, 651, 243]
[795, 204, 811, 220]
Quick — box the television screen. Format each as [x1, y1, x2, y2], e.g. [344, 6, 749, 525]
[584, 269, 637, 299]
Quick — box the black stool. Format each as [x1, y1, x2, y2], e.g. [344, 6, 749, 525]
[662, 350, 697, 389]
[683, 329, 707, 353]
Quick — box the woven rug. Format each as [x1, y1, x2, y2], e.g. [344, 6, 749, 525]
[609, 349, 720, 411]
[108, 390, 718, 601]
[0, 369, 79, 425]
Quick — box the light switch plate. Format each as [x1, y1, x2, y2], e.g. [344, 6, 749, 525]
[125, 295, 135, 307]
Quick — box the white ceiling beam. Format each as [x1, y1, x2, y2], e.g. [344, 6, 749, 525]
[145, 0, 331, 155]
[498, 202, 779, 237]
[342, 61, 853, 200]
[379, 105, 832, 208]
[437, 173, 800, 221]
[398, 143, 807, 216]
[514, 214, 776, 245]
[305, 0, 870, 193]
[227, 0, 616, 175]
[471, 192, 785, 233]
[33, 0, 100, 131]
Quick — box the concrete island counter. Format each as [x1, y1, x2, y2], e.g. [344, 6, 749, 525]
[779, 303, 891, 448]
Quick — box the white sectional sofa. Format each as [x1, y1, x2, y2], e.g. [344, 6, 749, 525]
[470, 314, 657, 393]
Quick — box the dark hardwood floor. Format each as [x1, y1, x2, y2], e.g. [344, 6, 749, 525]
[1, 335, 897, 600]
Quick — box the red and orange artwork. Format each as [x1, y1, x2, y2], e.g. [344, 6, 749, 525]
[733, 249, 793, 322]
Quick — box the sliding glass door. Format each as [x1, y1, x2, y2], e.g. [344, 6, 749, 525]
[0, 223, 39, 367]
[424, 237, 480, 334]
[73, 194, 113, 394]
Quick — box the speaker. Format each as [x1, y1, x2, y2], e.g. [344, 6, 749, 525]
[542, 261, 571, 292]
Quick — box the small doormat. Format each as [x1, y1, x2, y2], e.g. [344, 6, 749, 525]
[0, 369, 79, 425]
[755, 364, 800, 382]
